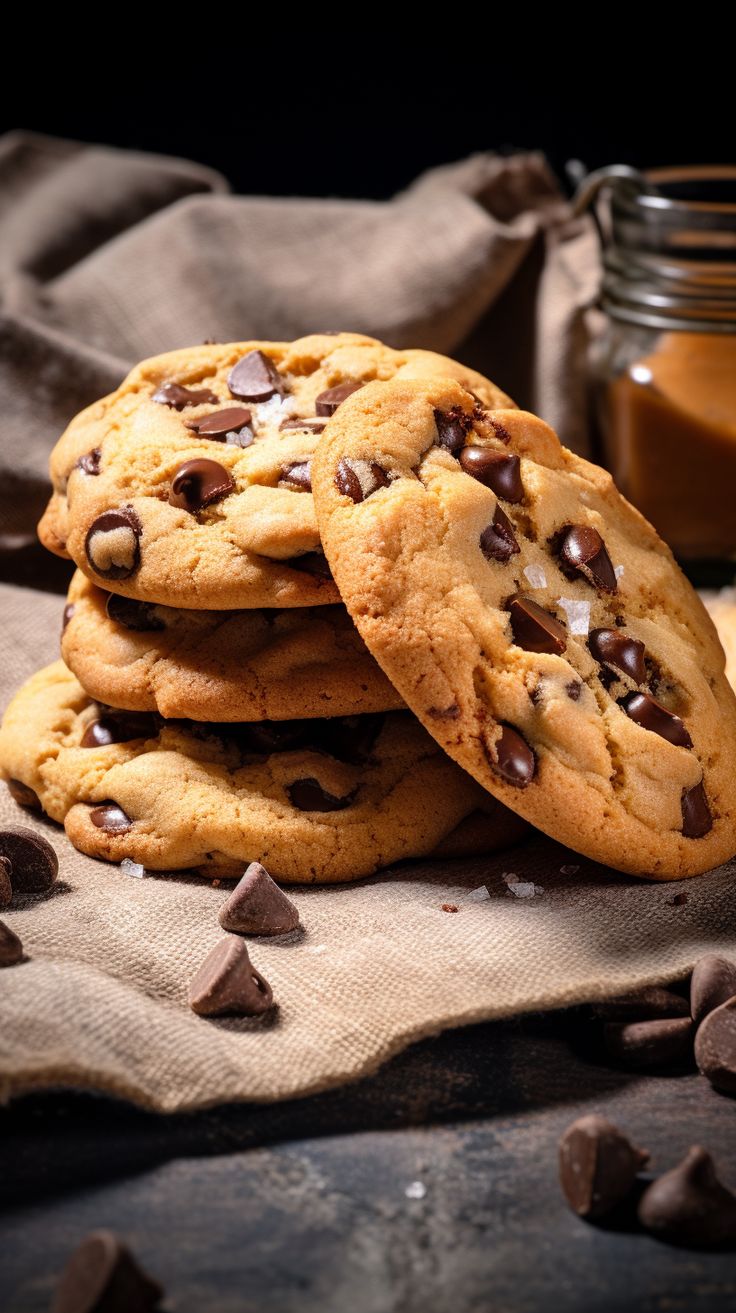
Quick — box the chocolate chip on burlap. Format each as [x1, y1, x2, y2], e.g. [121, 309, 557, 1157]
[0, 919, 23, 967]
[637, 1147, 736, 1249]
[51, 1229, 163, 1313]
[5, 778, 42, 811]
[559, 1115, 649, 1219]
[603, 1017, 694, 1069]
[188, 937, 274, 1017]
[592, 986, 690, 1022]
[0, 856, 12, 908]
[0, 827, 58, 894]
[168, 458, 234, 512]
[219, 862, 300, 936]
[690, 954, 736, 1025]
[227, 349, 283, 402]
[694, 996, 736, 1092]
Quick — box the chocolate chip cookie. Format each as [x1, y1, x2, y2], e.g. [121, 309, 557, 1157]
[311, 376, 736, 879]
[39, 334, 512, 610]
[61, 572, 404, 721]
[0, 663, 527, 881]
[702, 586, 736, 696]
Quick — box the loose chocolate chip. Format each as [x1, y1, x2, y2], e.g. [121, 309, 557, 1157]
[694, 996, 736, 1092]
[485, 723, 536, 788]
[185, 406, 253, 445]
[279, 460, 312, 492]
[592, 986, 691, 1022]
[566, 681, 582, 700]
[559, 525, 617, 593]
[0, 856, 11, 908]
[279, 416, 327, 433]
[89, 803, 133, 834]
[672, 891, 689, 906]
[480, 506, 520, 563]
[0, 918, 23, 967]
[334, 457, 390, 503]
[85, 508, 142, 581]
[105, 593, 165, 632]
[288, 552, 333, 580]
[604, 1016, 694, 1069]
[315, 381, 364, 416]
[219, 862, 300, 935]
[188, 936, 274, 1017]
[51, 1229, 163, 1313]
[691, 955, 736, 1025]
[638, 1147, 736, 1249]
[508, 596, 566, 655]
[588, 629, 646, 683]
[682, 781, 712, 838]
[6, 778, 42, 811]
[75, 448, 101, 476]
[62, 603, 75, 634]
[433, 406, 473, 455]
[287, 778, 355, 811]
[0, 826, 58, 894]
[168, 458, 234, 512]
[81, 711, 156, 748]
[620, 692, 692, 747]
[152, 380, 219, 409]
[460, 448, 523, 502]
[559, 1115, 649, 1219]
[227, 349, 282, 402]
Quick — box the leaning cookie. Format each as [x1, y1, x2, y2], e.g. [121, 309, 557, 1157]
[39, 333, 512, 610]
[311, 377, 736, 879]
[0, 663, 527, 881]
[61, 572, 404, 721]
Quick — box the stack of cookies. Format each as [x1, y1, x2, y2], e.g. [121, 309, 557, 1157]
[2, 332, 736, 883]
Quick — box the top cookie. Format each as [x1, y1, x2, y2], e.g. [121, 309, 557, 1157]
[311, 376, 736, 879]
[39, 333, 512, 610]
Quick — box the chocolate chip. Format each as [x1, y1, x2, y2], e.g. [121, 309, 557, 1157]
[89, 803, 133, 834]
[85, 508, 142, 581]
[508, 596, 566, 654]
[278, 460, 312, 492]
[75, 448, 101, 476]
[279, 416, 327, 433]
[51, 1229, 163, 1313]
[559, 525, 617, 593]
[106, 593, 165, 632]
[81, 711, 156, 748]
[603, 1016, 694, 1069]
[0, 826, 58, 894]
[691, 955, 736, 1025]
[682, 781, 712, 838]
[315, 713, 385, 765]
[485, 723, 536, 788]
[559, 1115, 649, 1219]
[0, 856, 11, 908]
[288, 552, 333, 580]
[433, 406, 473, 455]
[287, 778, 355, 811]
[566, 680, 582, 700]
[168, 458, 234, 512]
[638, 1147, 736, 1249]
[694, 996, 736, 1092]
[185, 406, 253, 446]
[480, 506, 520, 563]
[6, 778, 42, 811]
[334, 457, 390, 503]
[315, 381, 364, 416]
[592, 986, 691, 1022]
[620, 692, 692, 747]
[588, 629, 646, 682]
[227, 350, 282, 402]
[219, 861, 300, 936]
[152, 380, 219, 409]
[672, 891, 689, 906]
[0, 918, 23, 967]
[459, 448, 523, 502]
[237, 720, 310, 755]
[188, 937, 274, 1017]
[488, 417, 512, 444]
[62, 603, 75, 634]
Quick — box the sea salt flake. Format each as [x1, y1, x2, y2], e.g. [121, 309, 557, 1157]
[405, 1181, 427, 1200]
[121, 858, 145, 879]
[557, 597, 592, 636]
[560, 863, 580, 876]
[524, 564, 547, 589]
[614, 564, 625, 580]
[503, 872, 543, 898]
[465, 885, 490, 903]
[252, 394, 293, 432]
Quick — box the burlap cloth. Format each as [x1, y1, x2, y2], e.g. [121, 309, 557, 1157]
[0, 132, 733, 1112]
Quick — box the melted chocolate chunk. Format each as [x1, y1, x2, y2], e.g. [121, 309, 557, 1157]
[315, 381, 364, 416]
[287, 778, 355, 811]
[278, 460, 312, 492]
[681, 781, 712, 838]
[589, 629, 646, 682]
[152, 381, 219, 409]
[185, 406, 253, 445]
[81, 711, 156, 748]
[6, 778, 42, 811]
[620, 692, 692, 747]
[168, 458, 234, 512]
[480, 506, 520, 563]
[508, 596, 566, 654]
[75, 448, 101, 476]
[460, 447, 523, 501]
[559, 525, 617, 593]
[85, 508, 142, 581]
[227, 350, 282, 402]
[280, 416, 327, 433]
[486, 723, 536, 787]
[105, 593, 165, 632]
[334, 457, 390, 503]
[89, 803, 133, 834]
[433, 406, 474, 455]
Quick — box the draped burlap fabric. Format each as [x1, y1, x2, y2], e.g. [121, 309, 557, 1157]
[0, 132, 732, 1111]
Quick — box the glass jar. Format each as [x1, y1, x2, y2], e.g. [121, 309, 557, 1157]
[582, 165, 736, 574]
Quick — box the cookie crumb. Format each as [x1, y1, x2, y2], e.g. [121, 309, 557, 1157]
[441, 903, 459, 913]
[120, 858, 145, 879]
[211, 878, 222, 888]
[671, 891, 689, 906]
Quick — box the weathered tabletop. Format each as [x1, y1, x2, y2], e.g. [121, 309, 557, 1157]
[2, 1009, 735, 1313]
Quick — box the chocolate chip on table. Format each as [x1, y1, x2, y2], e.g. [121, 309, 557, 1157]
[592, 986, 690, 1022]
[219, 861, 300, 936]
[433, 406, 473, 455]
[89, 803, 133, 834]
[508, 596, 566, 655]
[106, 594, 165, 632]
[694, 996, 736, 1092]
[227, 349, 283, 402]
[691, 955, 736, 1025]
[279, 461, 312, 492]
[168, 458, 234, 512]
[287, 778, 355, 811]
[559, 525, 617, 593]
[185, 406, 253, 446]
[81, 711, 156, 748]
[638, 1147, 736, 1249]
[51, 1228, 163, 1313]
[559, 1115, 649, 1219]
[85, 508, 142, 581]
[6, 777, 42, 811]
[188, 936, 274, 1017]
[288, 553, 334, 580]
[62, 603, 75, 634]
[0, 919, 23, 967]
[75, 448, 101, 476]
[459, 448, 524, 502]
[603, 1016, 694, 1069]
[280, 416, 327, 433]
[588, 629, 646, 683]
[620, 692, 692, 747]
[315, 381, 364, 416]
[0, 827, 58, 895]
[152, 380, 219, 409]
[485, 723, 536, 788]
[334, 457, 390, 503]
[0, 856, 11, 908]
[681, 781, 712, 838]
[480, 506, 520, 563]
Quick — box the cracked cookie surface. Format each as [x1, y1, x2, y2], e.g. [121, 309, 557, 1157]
[311, 376, 736, 879]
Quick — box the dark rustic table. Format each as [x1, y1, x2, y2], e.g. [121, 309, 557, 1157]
[2, 1009, 735, 1312]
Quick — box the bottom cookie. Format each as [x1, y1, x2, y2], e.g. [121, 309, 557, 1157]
[0, 663, 527, 882]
